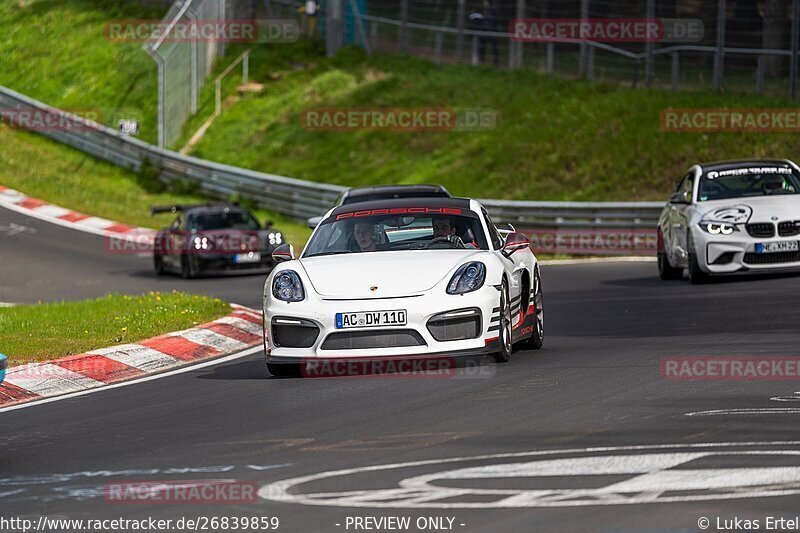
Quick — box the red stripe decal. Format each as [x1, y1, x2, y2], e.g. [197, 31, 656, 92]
[0, 382, 40, 406]
[59, 212, 90, 223]
[140, 335, 220, 361]
[201, 323, 261, 344]
[55, 354, 144, 383]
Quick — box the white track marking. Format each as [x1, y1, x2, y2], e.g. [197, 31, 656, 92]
[172, 328, 249, 352]
[88, 344, 179, 372]
[686, 408, 800, 416]
[32, 205, 71, 218]
[213, 316, 263, 335]
[4, 364, 103, 397]
[260, 442, 800, 508]
[0, 346, 261, 414]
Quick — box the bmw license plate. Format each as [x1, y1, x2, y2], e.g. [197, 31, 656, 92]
[234, 252, 261, 263]
[756, 241, 799, 253]
[336, 310, 407, 329]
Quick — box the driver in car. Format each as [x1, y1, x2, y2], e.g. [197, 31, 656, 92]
[431, 217, 476, 248]
[352, 221, 388, 252]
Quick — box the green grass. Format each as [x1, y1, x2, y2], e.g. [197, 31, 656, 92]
[0, 128, 312, 247]
[0, 0, 162, 144]
[0, 291, 231, 366]
[183, 40, 800, 202]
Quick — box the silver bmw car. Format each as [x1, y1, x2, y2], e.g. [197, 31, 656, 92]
[658, 159, 800, 283]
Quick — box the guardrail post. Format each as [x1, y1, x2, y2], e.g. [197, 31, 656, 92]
[645, 0, 655, 87]
[757, 55, 765, 94]
[713, 0, 726, 91]
[586, 46, 595, 80]
[671, 51, 679, 90]
[400, 0, 409, 53]
[579, 0, 589, 77]
[456, 0, 465, 61]
[243, 51, 249, 85]
[511, 0, 525, 69]
[326, 0, 343, 57]
[471, 34, 479, 65]
[791, 0, 799, 98]
[546, 42, 554, 74]
[435, 31, 443, 65]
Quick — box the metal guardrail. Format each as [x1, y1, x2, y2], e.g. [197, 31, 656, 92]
[0, 85, 665, 253]
[0, 86, 343, 220]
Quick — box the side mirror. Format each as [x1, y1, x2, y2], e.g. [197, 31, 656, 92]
[272, 243, 295, 263]
[307, 216, 323, 229]
[502, 232, 530, 255]
[670, 191, 690, 204]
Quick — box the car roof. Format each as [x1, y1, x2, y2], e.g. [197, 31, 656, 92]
[699, 159, 794, 173]
[343, 184, 451, 200]
[329, 197, 473, 217]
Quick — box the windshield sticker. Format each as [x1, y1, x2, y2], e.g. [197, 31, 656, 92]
[707, 167, 792, 179]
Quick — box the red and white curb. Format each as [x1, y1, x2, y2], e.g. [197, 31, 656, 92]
[0, 185, 155, 244]
[0, 304, 263, 407]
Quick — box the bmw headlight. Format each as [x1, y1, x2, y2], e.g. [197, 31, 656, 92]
[272, 270, 304, 302]
[700, 221, 738, 235]
[268, 232, 283, 246]
[193, 236, 209, 250]
[447, 262, 486, 295]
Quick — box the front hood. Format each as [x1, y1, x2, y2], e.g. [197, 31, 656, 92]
[696, 196, 800, 224]
[299, 250, 487, 299]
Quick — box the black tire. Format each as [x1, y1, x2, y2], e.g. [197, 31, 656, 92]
[267, 363, 301, 377]
[153, 254, 165, 276]
[493, 279, 513, 363]
[687, 235, 710, 285]
[658, 252, 683, 280]
[520, 266, 544, 350]
[181, 255, 195, 279]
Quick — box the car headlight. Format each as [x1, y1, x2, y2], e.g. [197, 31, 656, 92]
[272, 270, 305, 302]
[268, 232, 283, 246]
[193, 236, 209, 250]
[447, 262, 486, 295]
[699, 221, 738, 235]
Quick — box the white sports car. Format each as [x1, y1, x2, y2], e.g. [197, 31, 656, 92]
[262, 198, 543, 376]
[658, 159, 800, 283]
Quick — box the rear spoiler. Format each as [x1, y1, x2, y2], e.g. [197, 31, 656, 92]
[150, 202, 239, 216]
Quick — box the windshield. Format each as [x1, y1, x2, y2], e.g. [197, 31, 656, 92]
[303, 212, 488, 257]
[342, 191, 449, 205]
[698, 166, 800, 202]
[189, 211, 260, 231]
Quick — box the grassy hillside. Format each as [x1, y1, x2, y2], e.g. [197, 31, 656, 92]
[184, 41, 800, 201]
[0, 0, 161, 143]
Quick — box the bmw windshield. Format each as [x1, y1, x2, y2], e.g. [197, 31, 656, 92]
[303, 210, 488, 257]
[698, 166, 800, 202]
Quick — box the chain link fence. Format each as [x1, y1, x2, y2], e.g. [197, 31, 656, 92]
[145, 0, 255, 149]
[271, 0, 800, 97]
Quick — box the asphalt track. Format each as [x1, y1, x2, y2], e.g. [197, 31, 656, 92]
[3, 205, 800, 532]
